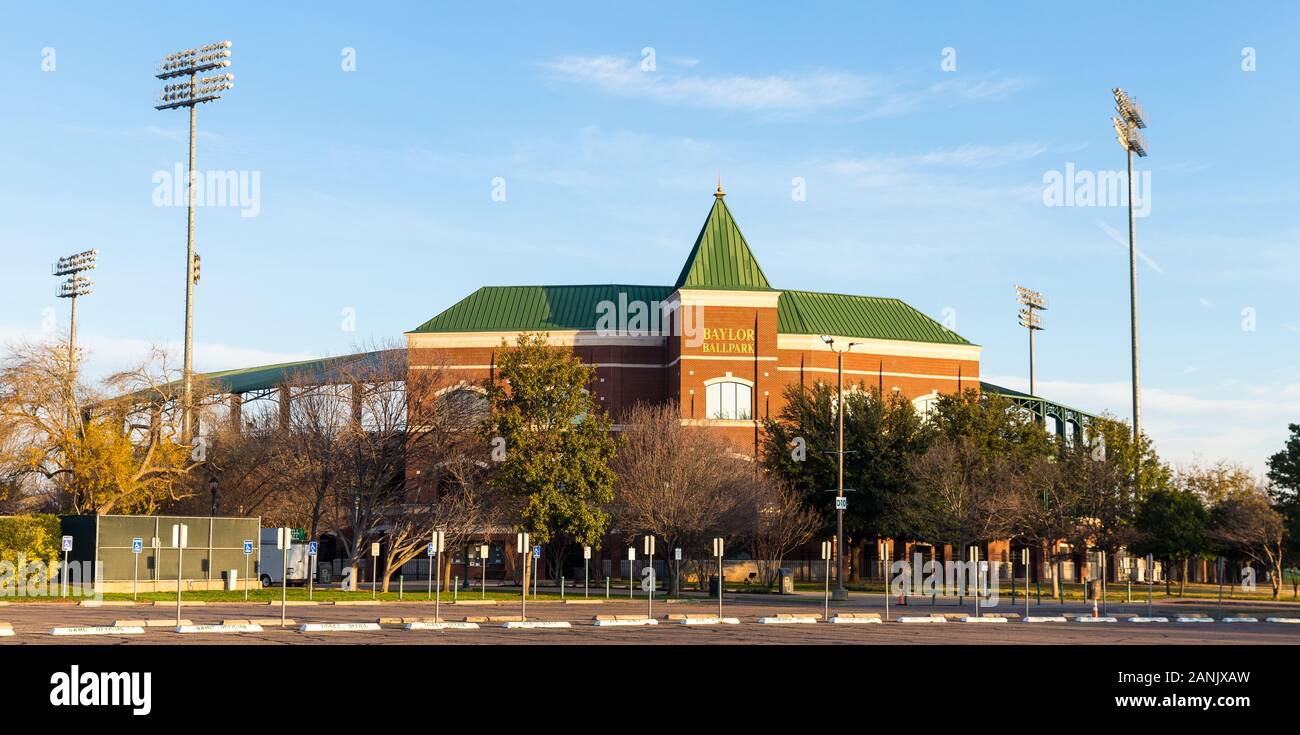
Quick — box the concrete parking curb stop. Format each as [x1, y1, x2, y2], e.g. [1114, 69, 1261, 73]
[223, 618, 295, 627]
[959, 616, 1007, 623]
[177, 623, 263, 634]
[831, 615, 882, 624]
[594, 615, 658, 627]
[1129, 617, 1170, 623]
[51, 625, 145, 636]
[404, 622, 481, 631]
[1076, 617, 1119, 623]
[299, 622, 381, 632]
[759, 615, 818, 624]
[115, 619, 192, 627]
[1220, 617, 1258, 623]
[0, 622, 12, 637]
[897, 616, 946, 623]
[501, 621, 571, 629]
[1266, 617, 1300, 623]
[677, 616, 740, 625]
[1176, 617, 1215, 623]
[1022, 616, 1069, 623]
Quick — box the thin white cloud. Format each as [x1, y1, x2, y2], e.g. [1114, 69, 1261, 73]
[539, 55, 1028, 117]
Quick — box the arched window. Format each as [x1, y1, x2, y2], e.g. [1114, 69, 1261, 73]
[434, 383, 489, 424]
[912, 390, 940, 420]
[705, 377, 753, 420]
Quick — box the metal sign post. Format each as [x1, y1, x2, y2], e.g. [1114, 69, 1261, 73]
[1217, 556, 1225, 619]
[969, 546, 980, 618]
[426, 541, 436, 601]
[431, 531, 445, 621]
[532, 545, 541, 598]
[583, 545, 591, 599]
[242, 540, 253, 601]
[879, 540, 890, 622]
[1146, 553, 1154, 617]
[674, 547, 682, 599]
[643, 535, 656, 619]
[516, 532, 530, 621]
[172, 524, 188, 626]
[131, 537, 142, 601]
[307, 541, 318, 601]
[1022, 548, 1030, 619]
[60, 536, 73, 598]
[479, 544, 489, 599]
[370, 541, 380, 600]
[1100, 549, 1108, 616]
[821, 540, 832, 621]
[712, 537, 724, 618]
[277, 528, 291, 625]
[627, 547, 636, 600]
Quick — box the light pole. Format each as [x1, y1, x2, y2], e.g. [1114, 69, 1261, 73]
[820, 335, 859, 601]
[1112, 87, 1149, 479]
[53, 249, 97, 376]
[1015, 285, 1046, 397]
[154, 41, 234, 442]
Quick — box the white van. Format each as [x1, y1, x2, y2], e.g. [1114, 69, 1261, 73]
[257, 529, 330, 587]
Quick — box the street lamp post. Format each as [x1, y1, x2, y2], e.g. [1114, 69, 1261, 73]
[154, 40, 234, 442]
[1112, 87, 1149, 479]
[820, 335, 858, 601]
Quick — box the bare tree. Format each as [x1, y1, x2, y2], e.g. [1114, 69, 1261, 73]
[1211, 486, 1286, 599]
[906, 435, 1017, 562]
[1, 340, 206, 514]
[611, 402, 757, 593]
[749, 479, 820, 589]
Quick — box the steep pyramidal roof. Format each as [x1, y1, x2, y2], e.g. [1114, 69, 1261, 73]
[409, 192, 971, 345]
[673, 194, 773, 291]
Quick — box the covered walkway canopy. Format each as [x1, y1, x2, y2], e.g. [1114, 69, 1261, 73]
[980, 380, 1097, 443]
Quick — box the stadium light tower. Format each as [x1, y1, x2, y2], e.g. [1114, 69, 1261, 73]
[155, 40, 234, 441]
[53, 249, 97, 375]
[1015, 285, 1046, 396]
[1112, 87, 1148, 470]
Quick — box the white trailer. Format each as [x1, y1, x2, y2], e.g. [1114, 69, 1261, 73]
[258, 529, 312, 587]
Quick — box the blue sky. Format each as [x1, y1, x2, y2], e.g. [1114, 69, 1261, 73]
[1, 3, 1297, 472]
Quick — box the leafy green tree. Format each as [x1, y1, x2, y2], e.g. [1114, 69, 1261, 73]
[486, 333, 618, 579]
[761, 382, 931, 577]
[1131, 487, 1209, 595]
[1266, 424, 1300, 596]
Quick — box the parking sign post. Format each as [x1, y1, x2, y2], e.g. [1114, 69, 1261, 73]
[674, 547, 682, 599]
[480, 544, 490, 600]
[131, 537, 142, 601]
[516, 532, 529, 622]
[426, 540, 436, 601]
[60, 536, 73, 597]
[627, 547, 636, 600]
[643, 535, 656, 620]
[879, 540, 890, 622]
[821, 540, 832, 621]
[430, 531, 445, 621]
[172, 524, 188, 626]
[713, 537, 724, 618]
[242, 539, 253, 601]
[370, 541, 380, 600]
[277, 528, 292, 625]
[1022, 548, 1030, 619]
[583, 545, 591, 599]
[1146, 553, 1154, 617]
[307, 540, 318, 601]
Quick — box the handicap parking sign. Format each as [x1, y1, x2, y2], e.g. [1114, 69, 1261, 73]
[61, 536, 73, 552]
[308, 541, 318, 555]
[132, 538, 143, 554]
[242, 540, 254, 555]
[532, 545, 541, 559]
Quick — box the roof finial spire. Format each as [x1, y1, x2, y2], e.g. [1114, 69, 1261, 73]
[715, 172, 725, 199]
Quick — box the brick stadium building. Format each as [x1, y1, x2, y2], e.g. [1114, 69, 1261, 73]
[195, 186, 1101, 586]
[407, 185, 987, 456]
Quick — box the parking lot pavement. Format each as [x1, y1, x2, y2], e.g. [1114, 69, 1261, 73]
[2, 597, 1299, 645]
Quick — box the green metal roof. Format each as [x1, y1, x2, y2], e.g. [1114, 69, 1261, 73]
[776, 290, 971, 345]
[673, 197, 773, 291]
[409, 285, 675, 334]
[199, 350, 405, 395]
[981, 381, 1097, 423]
